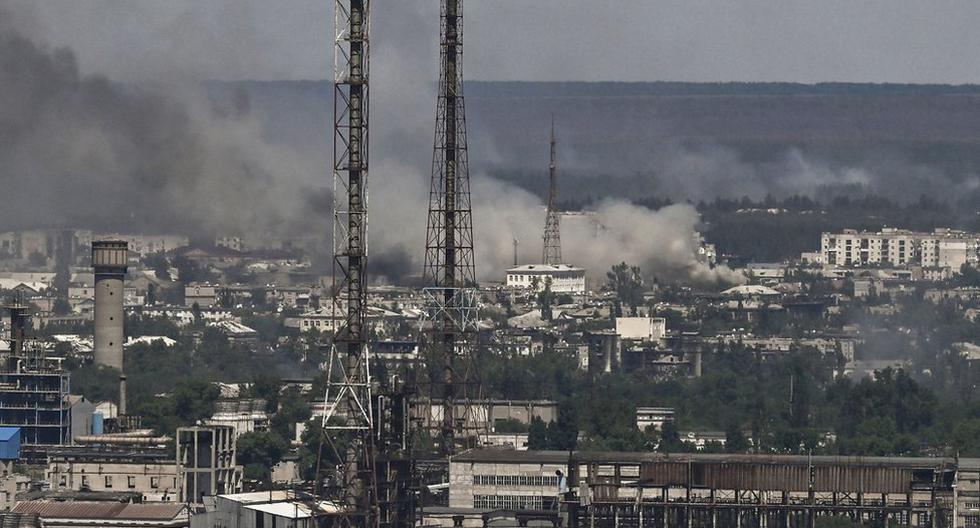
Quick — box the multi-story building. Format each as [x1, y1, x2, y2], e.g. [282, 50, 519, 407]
[449, 450, 565, 510]
[46, 449, 180, 502]
[505, 264, 587, 293]
[820, 227, 979, 272]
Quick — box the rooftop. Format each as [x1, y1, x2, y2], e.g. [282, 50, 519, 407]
[12, 501, 187, 521]
[452, 449, 956, 468]
[507, 264, 585, 273]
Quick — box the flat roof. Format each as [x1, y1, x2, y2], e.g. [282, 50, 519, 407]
[507, 264, 586, 273]
[452, 449, 956, 468]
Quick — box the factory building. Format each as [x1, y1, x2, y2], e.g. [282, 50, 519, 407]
[445, 450, 967, 527]
[46, 449, 179, 501]
[505, 264, 586, 293]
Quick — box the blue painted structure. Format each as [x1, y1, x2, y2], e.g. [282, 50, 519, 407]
[0, 426, 21, 460]
[92, 412, 104, 435]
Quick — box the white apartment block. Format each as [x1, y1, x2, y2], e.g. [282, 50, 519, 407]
[820, 228, 979, 272]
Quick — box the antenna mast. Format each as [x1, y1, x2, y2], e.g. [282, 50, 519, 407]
[321, 0, 379, 525]
[422, 0, 481, 456]
[543, 118, 562, 265]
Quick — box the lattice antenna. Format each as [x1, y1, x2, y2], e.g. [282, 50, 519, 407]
[320, 0, 379, 525]
[421, 0, 483, 456]
[543, 117, 562, 265]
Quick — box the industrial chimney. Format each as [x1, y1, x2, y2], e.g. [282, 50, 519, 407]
[92, 241, 128, 370]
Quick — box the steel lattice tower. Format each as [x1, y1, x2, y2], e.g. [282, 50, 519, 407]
[320, 0, 379, 526]
[543, 119, 562, 265]
[422, 0, 481, 456]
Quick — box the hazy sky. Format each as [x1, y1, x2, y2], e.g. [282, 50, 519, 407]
[7, 0, 980, 84]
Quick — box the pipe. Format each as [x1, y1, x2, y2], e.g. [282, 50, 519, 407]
[74, 434, 170, 445]
[118, 374, 127, 416]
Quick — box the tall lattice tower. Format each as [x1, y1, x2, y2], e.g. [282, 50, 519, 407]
[422, 0, 481, 456]
[543, 119, 562, 265]
[320, 0, 379, 525]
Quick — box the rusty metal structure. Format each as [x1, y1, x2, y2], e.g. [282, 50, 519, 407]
[564, 452, 956, 528]
[542, 118, 562, 266]
[319, 1, 416, 526]
[421, 0, 482, 457]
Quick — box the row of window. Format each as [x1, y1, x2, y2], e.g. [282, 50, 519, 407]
[473, 475, 558, 487]
[60, 474, 174, 489]
[473, 494, 544, 510]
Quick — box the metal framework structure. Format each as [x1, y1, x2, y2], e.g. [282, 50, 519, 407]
[321, 0, 378, 525]
[421, 0, 482, 457]
[542, 119, 562, 265]
[563, 453, 956, 528]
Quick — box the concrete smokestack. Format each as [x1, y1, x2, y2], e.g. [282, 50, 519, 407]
[118, 375, 127, 416]
[92, 241, 128, 370]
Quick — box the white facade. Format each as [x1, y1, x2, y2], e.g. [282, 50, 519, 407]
[505, 264, 586, 293]
[636, 407, 675, 432]
[615, 317, 667, 341]
[820, 228, 979, 272]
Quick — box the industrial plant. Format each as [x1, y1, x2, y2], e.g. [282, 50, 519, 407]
[5, 2, 980, 528]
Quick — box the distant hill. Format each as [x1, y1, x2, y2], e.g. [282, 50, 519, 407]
[210, 80, 980, 204]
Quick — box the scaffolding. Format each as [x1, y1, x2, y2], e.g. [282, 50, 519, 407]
[0, 303, 71, 447]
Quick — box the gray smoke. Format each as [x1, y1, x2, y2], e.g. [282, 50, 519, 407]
[0, 10, 327, 241]
[0, 1, 742, 288]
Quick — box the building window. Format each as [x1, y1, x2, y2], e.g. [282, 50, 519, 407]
[81, 475, 90, 488]
[128, 476, 136, 489]
[59, 475, 67, 487]
[151, 477, 160, 489]
[105, 476, 113, 488]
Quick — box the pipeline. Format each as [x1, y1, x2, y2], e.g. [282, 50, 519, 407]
[74, 434, 170, 445]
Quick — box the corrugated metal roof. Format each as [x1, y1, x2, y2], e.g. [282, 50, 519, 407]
[11, 502, 185, 521]
[117, 504, 187, 520]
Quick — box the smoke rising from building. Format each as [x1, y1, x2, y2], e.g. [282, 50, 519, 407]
[0, 1, 745, 287]
[0, 13, 328, 241]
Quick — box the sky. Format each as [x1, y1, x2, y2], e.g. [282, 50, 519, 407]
[7, 0, 980, 84]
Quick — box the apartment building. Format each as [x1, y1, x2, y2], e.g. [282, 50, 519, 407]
[820, 228, 979, 271]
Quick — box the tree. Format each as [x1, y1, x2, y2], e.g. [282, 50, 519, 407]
[657, 421, 685, 453]
[146, 253, 171, 281]
[725, 423, 750, 453]
[606, 262, 644, 315]
[52, 297, 72, 315]
[528, 417, 548, 449]
[547, 402, 579, 450]
[237, 431, 288, 482]
[271, 387, 312, 439]
[172, 379, 220, 425]
[539, 278, 554, 321]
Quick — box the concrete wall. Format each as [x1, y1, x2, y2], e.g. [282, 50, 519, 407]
[449, 460, 565, 509]
[94, 273, 124, 370]
[47, 460, 179, 501]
